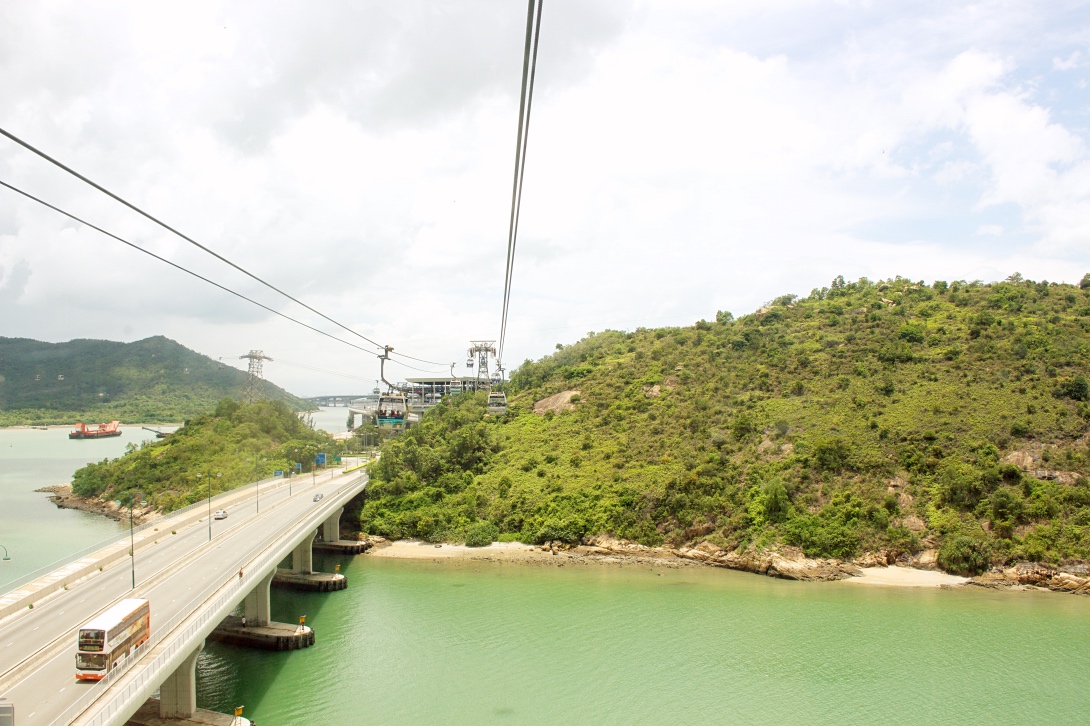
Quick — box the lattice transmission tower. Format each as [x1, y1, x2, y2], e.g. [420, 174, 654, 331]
[467, 341, 497, 392]
[239, 350, 273, 403]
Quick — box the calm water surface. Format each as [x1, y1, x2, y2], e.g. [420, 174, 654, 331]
[196, 554, 1090, 725]
[0, 425, 170, 586]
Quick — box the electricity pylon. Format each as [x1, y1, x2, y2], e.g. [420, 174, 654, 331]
[239, 350, 272, 403]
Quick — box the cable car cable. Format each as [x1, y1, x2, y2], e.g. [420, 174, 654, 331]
[0, 178, 380, 358]
[0, 126, 390, 354]
[498, 0, 543, 365]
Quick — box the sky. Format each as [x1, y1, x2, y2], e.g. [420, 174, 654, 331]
[1, 0, 1089, 397]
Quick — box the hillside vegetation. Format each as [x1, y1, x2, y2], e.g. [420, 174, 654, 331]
[71, 399, 337, 512]
[0, 336, 308, 425]
[361, 274, 1090, 574]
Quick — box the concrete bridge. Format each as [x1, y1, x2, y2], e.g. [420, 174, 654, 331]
[305, 394, 376, 407]
[0, 464, 370, 725]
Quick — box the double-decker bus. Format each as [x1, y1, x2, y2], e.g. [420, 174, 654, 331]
[75, 598, 151, 680]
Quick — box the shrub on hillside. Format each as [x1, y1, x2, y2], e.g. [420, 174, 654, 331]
[762, 478, 791, 524]
[1055, 375, 1089, 402]
[464, 521, 499, 547]
[784, 515, 861, 559]
[533, 522, 580, 544]
[72, 460, 110, 497]
[937, 535, 990, 575]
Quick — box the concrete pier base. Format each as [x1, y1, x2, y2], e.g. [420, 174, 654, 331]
[159, 641, 203, 718]
[272, 569, 347, 592]
[127, 698, 251, 725]
[313, 539, 371, 555]
[209, 617, 315, 651]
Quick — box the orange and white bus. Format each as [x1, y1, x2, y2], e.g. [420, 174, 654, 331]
[75, 598, 151, 680]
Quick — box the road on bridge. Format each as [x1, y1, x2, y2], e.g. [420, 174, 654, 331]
[0, 463, 367, 725]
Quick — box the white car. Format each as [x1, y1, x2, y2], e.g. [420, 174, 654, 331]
[312, 493, 324, 502]
[213, 509, 228, 520]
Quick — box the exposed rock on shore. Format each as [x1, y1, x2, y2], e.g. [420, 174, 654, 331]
[35, 483, 156, 523]
[968, 562, 1090, 594]
[581, 537, 860, 581]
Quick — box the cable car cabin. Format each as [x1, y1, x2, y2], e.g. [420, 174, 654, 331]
[76, 598, 150, 680]
[487, 391, 507, 415]
[376, 394, 408, 430]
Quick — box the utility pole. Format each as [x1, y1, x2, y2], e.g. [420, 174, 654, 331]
[239, 350, 273, 404]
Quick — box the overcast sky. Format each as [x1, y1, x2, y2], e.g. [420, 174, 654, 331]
[1, 1, 1088, 397]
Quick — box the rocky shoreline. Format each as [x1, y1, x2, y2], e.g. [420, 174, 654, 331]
[35, 483, 157, 524]
[364, 534, 1090, 595]
[35, 482, 1090, 596]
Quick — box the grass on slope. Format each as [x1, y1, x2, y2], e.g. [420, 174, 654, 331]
[361, 274, 1090, 574]
[71, 399, 339, 512]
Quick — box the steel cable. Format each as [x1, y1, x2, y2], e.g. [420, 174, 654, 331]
[497, 0, 544, 365]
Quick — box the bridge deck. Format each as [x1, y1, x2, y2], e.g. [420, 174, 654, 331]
[0, 464, 367, 726]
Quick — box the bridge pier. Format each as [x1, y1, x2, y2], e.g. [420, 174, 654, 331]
[211, 567, 316, 650]
[321, 508, 344, 542]
[314, 508, 372, 554]
[158, 640, 203, 719]
[291, 535, 314, 574]
[129, 698, 249, 726]
[272, 529, 348, 592]
[242, 569, 275, 627]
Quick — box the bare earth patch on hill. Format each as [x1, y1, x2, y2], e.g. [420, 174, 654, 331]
[534, 390, 580, 415]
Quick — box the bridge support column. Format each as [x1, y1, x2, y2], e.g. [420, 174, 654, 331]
[243, 569, 275, 627]
[321, 508, 344, 542]
[159, 639, 203, 718]
[292, 533, 314, 574]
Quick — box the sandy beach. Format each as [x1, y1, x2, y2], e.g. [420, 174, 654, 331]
[842, 566, 968, 588]
[368, 540, 573, 562]
[367, 539, 974, 587]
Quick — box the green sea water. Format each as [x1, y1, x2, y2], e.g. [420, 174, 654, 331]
[0, 427, 157, 587]
[196, 553, 1090, 725]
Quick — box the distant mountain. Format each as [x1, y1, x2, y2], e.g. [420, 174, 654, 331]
[0, 336, 309, 424]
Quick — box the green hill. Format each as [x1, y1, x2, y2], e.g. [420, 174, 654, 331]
[71, 399, 338, 512]
[0, 336, 308, 425]
[359, 273, 1090, 574]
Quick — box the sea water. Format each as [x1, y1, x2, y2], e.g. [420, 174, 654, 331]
[195, 553, 1090, 725]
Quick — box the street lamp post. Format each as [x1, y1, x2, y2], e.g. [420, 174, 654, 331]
[198, 472, 222, 541]
[291, 449, 298, 496]
[128, 494, 136, 589]
[0, 545, 11, 562]
[253, 457, 266, 513]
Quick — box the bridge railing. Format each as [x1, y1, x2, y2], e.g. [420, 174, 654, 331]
[51, 473, 366, 726]
[0, 470, 326, 597]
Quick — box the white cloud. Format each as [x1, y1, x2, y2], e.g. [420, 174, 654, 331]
[0, 1, 1088, 396]
[1053, 50, 1084, 70]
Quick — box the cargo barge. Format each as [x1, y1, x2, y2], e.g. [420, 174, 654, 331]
[69, 421, 122, 439]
